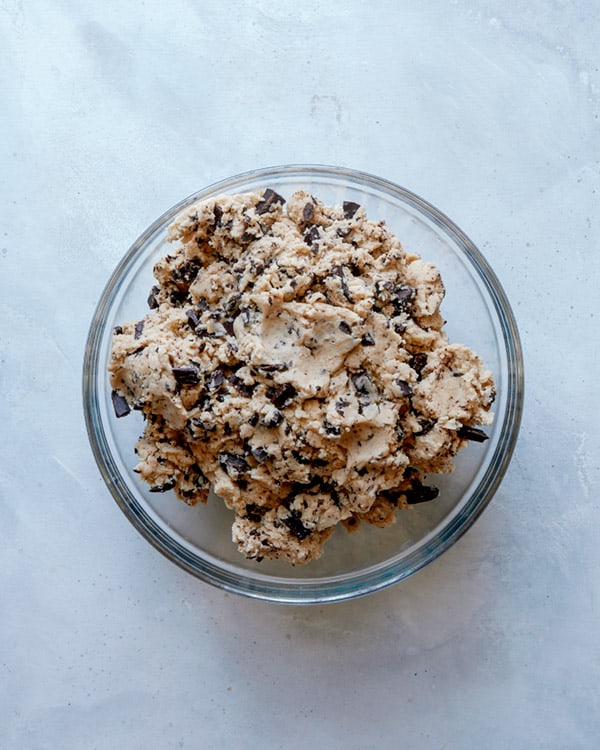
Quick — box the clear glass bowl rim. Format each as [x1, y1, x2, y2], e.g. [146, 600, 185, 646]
[83, 163, 524, 605]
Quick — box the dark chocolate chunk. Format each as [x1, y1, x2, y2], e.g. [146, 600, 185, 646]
[396, 379, 413, 397]
[113, 326, 123, 335]
[335, 398, 349, 415]
[302, 202, 314, 222]
[457, 425, 489, 442]
[282, 510, 311, 541]
[350, 369, 373, 398]
[405, 479, 439, 505]
[410, 352, 428, 376]
[391, 284, 416, 315]
[303, 225, 320, 247]
[147, 286, 160, 309]
[224, 294, 242, 316]
[338, 320, 353, 335]
[208, 368, 224, 390]
[251, 446, 269, 464]
[149, 479, 177, 493]
[244, 503, 263, 522]
[185, 309, 201, 330]
[134, 320, 144, 340]
[336, 226, 351, 238]
[248, 413, 260, 427]
[417, 418, 436, 435]
[227, 375, 254, 398]
[263, 409, 283, 428]
[343, 201, 360, 219]
[172, 365, 201, 386]
[212, 204, 223, 227]
[188, 417, 216, 436]
[361, 332, 375, 346]
[266, 383, 297, 409]
[111, 390, 130, 418]
[255, 188, 285, 215]
[331, 265, 355, 303]
[218, 451, 249, 475]
[323, 420, 341, 437]
[291, 449, 310, 465]
[258, 362, 288, 373]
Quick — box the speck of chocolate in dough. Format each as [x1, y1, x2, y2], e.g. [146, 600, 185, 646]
[361, 332, 375, 346]
[338, 320, 352, 335]
[255, 188, 285, 215]
[113, 326, 123, 335]
[343, 201, 360, 219]
[172, 365, 201, 386]
[457, 425, 489, 442]
[134, 320, 144, 339]
[111, 390, 130, 418]
[302, 202, 314, 222]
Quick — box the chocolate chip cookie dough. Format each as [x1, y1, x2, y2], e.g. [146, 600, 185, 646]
[109, 189, 495, 564]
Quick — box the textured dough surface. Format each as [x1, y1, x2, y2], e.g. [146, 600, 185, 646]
[109, 189, 495, 564]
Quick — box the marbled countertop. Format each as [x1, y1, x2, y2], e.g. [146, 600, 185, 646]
[2, 2, 599, 748]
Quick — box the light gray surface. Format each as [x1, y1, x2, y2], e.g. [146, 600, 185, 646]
[1, 1, 599, 748]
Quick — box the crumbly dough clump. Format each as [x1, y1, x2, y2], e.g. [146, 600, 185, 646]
[109, 189, 495, 564]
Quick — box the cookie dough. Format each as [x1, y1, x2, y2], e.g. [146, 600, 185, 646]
[109, 189, 495, 564]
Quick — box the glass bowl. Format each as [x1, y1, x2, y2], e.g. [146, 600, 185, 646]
[83, 165, 523, 604]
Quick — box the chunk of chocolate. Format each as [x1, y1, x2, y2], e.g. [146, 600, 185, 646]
[263, 409, 283, 428]
[361, 332, 375, 346]
[265, 383, 297, 409]
[303, 225, 320, 248]
[172, 365, 201, 386]
[282, 510, 311, 541]
[255, 188, 285, 215]
[417, 418, 436, 435]
[149, 479, 177, 493]
[410, 352, 428, 376]
[302, 202, 314, 222]
[218, 452, 249, 475]
[147, 286, 160, 309]
[338, 320, 352, 335]
[185, 309, 201, 331]
[111, 390, 131, 418]
[208, 368, 224, 390]
[331, 265, 354, 303]
[405, 479, 439, 505]
[391, 284, 416, 315]
[323, 420, 341, 437]
[457, 425, 489, 442]
[134, 320, 144, 340]
[343, 201, 360, 219]
[251, 446, 269, 464]
[396, 379, 413, 397]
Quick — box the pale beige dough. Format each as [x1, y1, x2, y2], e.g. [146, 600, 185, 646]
[109, 189, 495, 564]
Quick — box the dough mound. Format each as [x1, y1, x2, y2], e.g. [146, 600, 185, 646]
[109, 189, 495, 565]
